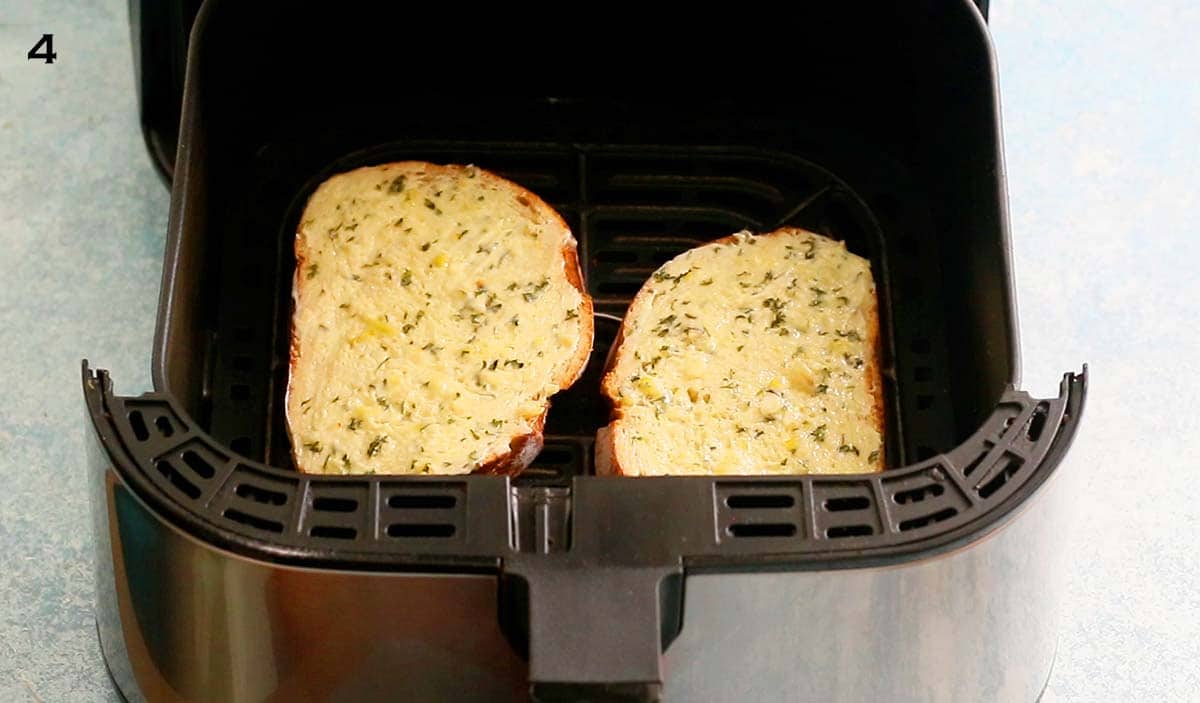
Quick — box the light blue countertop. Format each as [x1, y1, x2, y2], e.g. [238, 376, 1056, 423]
[0, 2, 1196, 701]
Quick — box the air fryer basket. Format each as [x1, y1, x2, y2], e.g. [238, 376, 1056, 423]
[87, 2, 1086, 701]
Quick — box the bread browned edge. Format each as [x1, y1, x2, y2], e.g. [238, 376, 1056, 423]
[286, 161, 594, 475]
[598, 226, 884, 476]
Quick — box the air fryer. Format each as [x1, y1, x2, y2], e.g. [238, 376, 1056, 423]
[88, 2, 1086, 701]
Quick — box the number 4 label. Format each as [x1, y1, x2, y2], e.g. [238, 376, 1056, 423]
[28, 34, 56, 64]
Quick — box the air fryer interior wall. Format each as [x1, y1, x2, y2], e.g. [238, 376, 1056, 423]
[154, 1, 1016, 475]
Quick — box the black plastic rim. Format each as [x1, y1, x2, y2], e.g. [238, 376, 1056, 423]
[84, 362, 1086, 572]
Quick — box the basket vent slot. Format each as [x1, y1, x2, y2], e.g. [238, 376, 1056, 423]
[536, 448, 575, 465]
[1026, 403, 1049, 442]
[155, 415, 175, 437]
[596, 280, 644, 296]
[224, 508, 283, 533]
[898, 507, 958, 531]
[962, 452, 987, 477]
[650, 249, 684, 263]
[893, 483, 944, 504]
[181, 450, 216, 479]
[824, 496, 870, 512]
[978, 457, 1022, 499]
[156, 460, 200, 500]
[728, 523, 797, 538]
[236, 482, 286, 506]
[826, 524, 873, 538]
[313, 496, 357, 512]
[387, 523, 456, 538]
[595, 249, 638, 264]
[388, 494, 456, 509]
[129, 411, 149, 441]
[310, 525, 357, 540]
[726, 494, 795, 509]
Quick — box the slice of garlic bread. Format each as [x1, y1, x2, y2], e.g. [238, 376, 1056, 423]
[600, 227, 883, 476]
[287, 162, 593, 475]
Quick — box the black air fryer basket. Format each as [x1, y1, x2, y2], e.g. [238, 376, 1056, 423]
[88, 2, 1086, 701]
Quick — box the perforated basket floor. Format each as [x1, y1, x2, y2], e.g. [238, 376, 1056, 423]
[206, 143, 959, 480]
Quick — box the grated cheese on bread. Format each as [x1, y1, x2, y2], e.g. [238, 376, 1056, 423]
[599, 227, 883, 476]
[286, 162, 593, 475]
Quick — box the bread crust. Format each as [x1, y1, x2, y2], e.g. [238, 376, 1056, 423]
[477, 411, 546, 475]
[599, 226, 884, 476]
[287, 162, 593, 475]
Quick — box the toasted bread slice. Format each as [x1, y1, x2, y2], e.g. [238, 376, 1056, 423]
[287, 162, 593, 475]
[600, 227, 883, 476]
